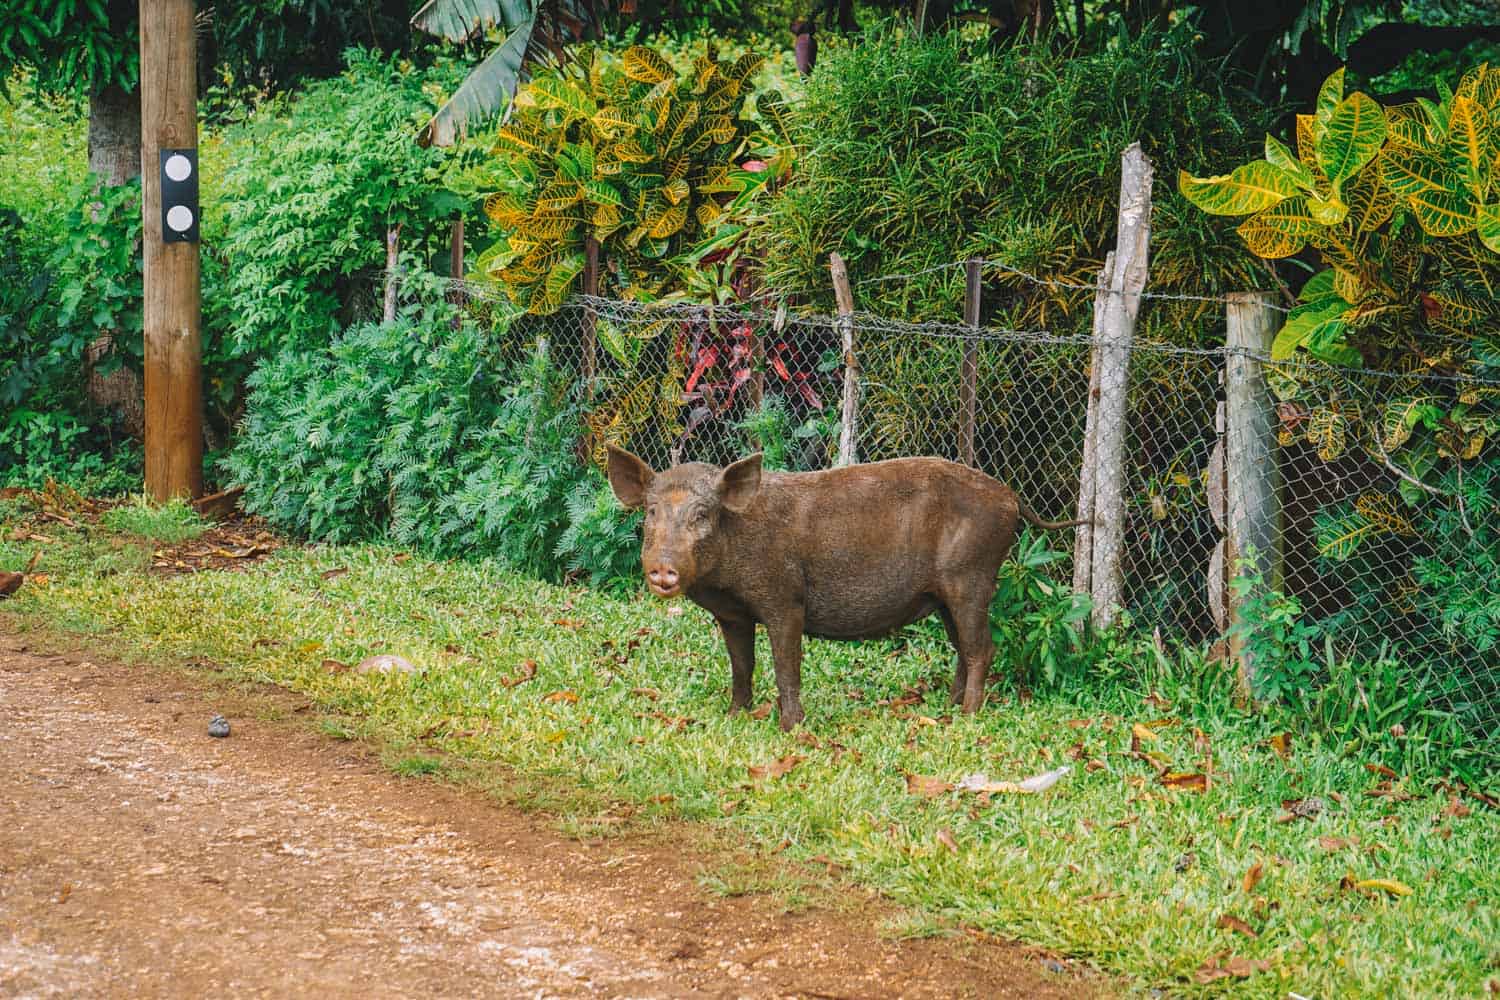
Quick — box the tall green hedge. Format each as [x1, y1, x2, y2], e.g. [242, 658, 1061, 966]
[755, 23, 1274, 342]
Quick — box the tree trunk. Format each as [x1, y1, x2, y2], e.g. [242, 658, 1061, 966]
[84, 81, 147, 438]
[88, 83, 142, 185]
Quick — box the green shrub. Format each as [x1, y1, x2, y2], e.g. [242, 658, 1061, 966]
[1, 192, 141, 494]
[755, 22, 1271, 336]
[224, 279, 640, 586]
[207, 50, 467, 359]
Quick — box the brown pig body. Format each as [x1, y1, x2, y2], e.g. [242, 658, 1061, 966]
[606, 448, 1082, 730]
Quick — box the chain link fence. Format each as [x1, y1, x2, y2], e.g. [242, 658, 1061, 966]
[444, 280, 1498, 763]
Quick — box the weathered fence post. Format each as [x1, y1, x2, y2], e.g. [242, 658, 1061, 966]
[1073, 142, 1153, 630]
[830, 252, 859, 467]
[959, 258, 982, 467]
[382, 223, 402, 324]
[1071, 260, 1108, 606]
[141, 0, 203, 501]
[582, 235, 600, 397]
[447, 214, 465, 327]
[1224, 291, 1283, 699]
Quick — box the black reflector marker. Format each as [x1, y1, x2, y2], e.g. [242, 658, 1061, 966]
[160, 148, 199, 243]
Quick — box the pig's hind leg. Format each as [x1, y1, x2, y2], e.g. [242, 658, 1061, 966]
[937, 582, 998, 715]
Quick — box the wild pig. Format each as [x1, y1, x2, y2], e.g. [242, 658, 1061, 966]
[606, 447, 1086, 730]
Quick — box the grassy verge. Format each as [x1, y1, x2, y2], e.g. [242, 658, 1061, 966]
[2, 509, 1495, 997]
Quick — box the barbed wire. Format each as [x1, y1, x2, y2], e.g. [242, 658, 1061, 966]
[390, 271, 1499, 384]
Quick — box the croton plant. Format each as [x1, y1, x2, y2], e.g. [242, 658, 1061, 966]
[476, 44, 792, 313]
[1181, 65, 1499, 515]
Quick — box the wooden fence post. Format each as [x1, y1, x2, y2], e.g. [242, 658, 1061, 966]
[447, 214, 465, 327]
[140, 0, 203, 501]
[1073, 142, 1153, 630]
[382, 223, 402, 324]
[582, 235, 600, 396]
[830, 252, 859, 467]
[1071, 259, 1108, 605]
[1225, 291, 1283, 699]
[959, 258, 982, 467]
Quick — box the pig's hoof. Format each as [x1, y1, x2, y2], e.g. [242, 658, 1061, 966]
[778, 709, 805, 731]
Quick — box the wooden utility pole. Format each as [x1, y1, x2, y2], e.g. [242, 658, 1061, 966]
[959, 258, 982, 467]
[830, 253, 859, 467]
[1225, 291, 1283, 699]
[1073, 142, 1153, 630]
[140, 0, 203, 500]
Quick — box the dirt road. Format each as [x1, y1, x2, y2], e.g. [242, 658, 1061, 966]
[0, 635, 1091, 999]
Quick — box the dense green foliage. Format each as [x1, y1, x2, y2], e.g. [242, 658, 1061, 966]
[223, 286, 639, 589]
[755, 23, 1271, 334]
[208, 51, 467, 358]
[476, 43, 787, 312]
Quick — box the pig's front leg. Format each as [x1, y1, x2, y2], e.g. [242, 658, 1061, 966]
[766, 608, 805, 730]
[717, 616, 756, 712]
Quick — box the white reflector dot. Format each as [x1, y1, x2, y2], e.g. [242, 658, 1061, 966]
[164, 153, 192, 182]
[166, 205, 194, 232]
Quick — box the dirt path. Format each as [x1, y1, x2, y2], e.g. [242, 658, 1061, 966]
[0, 633, 1095, 999]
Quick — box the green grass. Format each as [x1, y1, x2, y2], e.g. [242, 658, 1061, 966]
[1, 514, 1495, 997]
[99, 496, 209, 543]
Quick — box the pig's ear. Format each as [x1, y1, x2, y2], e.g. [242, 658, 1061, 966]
[718, 453, 763, 514]
[606, 446, 654, 510]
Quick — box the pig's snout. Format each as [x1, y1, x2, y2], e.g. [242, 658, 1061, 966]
[646, 565, 681, 597]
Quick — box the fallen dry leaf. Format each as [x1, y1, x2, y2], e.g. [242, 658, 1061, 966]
[320, 658, 350, 674]
[1365, 762, 1399, 780]
[1162, 772, 1209, 792]
[748, 754, 804, 781]
[354, 654, 416, 675]
[630, 687, 661, 701]
[905, 773, 953, 799]
[1085, 758, 1105, 773]
[1355, 877, 1412, 897]
[1276, 796, 1325, 823]
[500, 660, 538, 688]
[0, 572, 23, 598]
[1365, 781, 1415, 802]
[542, 690, 579, 704]
[1065, 718, 1093, 729]
[1216, 913, 1258, 938]
[1137, 750, 1172, 776]
[1110, 814, 1139, 829]
[392, 552, 411, 564]
[1192, 727, 1213, 756]
[1317, 836, 1352, 851]
[1442, 795, 1471, 819]
[935, 828, 959, 854]
[320, 567, 349, 580]
[1267, 732, 1293, 759]
[665, 605, 684, 618]
[552, 618, 586, 630]
[1242, 860, 1264, 894]
[1143, 690, 1172, 710]
[1130, 722, 1160, 743]
[1194, 951, 1271, 983]
[749, 702, 773, 720]
[1079, 890, 1122, 903]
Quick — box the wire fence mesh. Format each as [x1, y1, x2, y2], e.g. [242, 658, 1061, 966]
[432, 275, 1498, 764]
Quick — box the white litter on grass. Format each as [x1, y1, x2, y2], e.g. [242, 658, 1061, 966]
[957, 765, 1071, 795]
